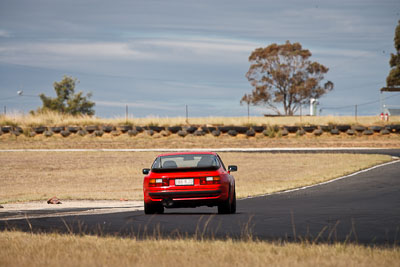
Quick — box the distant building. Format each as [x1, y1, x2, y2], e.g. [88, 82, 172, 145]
[380, 87, 400, 116]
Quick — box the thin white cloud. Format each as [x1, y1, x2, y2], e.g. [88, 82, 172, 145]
[312, 48, 375, 58]
[0, 42, 153, 59]
[95, 100, 180, 111]
[141, 37, 259, 53]
[0, 36, 260, 70]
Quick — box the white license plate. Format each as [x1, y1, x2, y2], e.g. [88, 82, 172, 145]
[175, 178, 194, 186]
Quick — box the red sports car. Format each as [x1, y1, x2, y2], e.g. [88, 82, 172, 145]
[142, 152, 237, 214]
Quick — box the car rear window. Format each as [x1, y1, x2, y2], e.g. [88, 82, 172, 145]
[151, 154, 220, 172]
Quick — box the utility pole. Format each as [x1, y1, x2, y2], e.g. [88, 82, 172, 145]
[247, 102, 249, 124]
[355, 104, 358, 122]
[3, 106, 6, 115]
[185, 105, 188, 124]
[300, 104, 302, 123]
[125, 104, 128, 123]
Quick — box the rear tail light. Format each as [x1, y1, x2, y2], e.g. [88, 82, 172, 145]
[149, 178, 169, 187]
[200, 176, 221, 185]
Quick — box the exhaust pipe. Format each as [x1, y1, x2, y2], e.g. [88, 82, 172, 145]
[163, 199, 174, 208]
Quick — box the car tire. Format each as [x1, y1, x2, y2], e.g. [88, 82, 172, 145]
[231, 189, 236, 214]
[218, 188, 235, 214]
[144, 202, 164, 214]
[156, 205, 164, 214]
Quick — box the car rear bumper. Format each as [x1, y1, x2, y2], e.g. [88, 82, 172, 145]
[149, 190, 221, 198]
[145, 188, 226, 208]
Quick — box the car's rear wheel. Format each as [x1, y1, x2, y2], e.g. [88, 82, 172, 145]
[231, 190, 236, 214]
[218, 187, 236, 214]
[144, 202, 164, 214]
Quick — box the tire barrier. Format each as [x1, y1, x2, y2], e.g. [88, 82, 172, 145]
[78, 129, 87, 136]
[211, 129, 221, 137]
[193, 130, 206, 136]
[363, 129, 374, 136]
[206, 126, 217, 133]
[94, 130, 104, 137]
[111, 130, 120, 136]
[60, 130, 70, 137]
[296, 129, 306, 136]
[177, 130, 187, 137]
[128, 129, 138, 136]
[167, 126, 181, 134]
[369, 126, 382, 132]
[135, 126, 144, 133]
[336, 125, 351, 132]
[246, 128, 256, 137]
[330, 128, 340, 135]
[320, 125, 332, 132]
[67, 126, 80, 133]
[386, 124, 400, 133]
[219, 125, 247, 134]
[353, 125, 366, 132]
[201, 126, 210, 133]
[218, 126, 230, 133]
[380, 129, 390, 135]
[314, 129, 323, 136]
[44, 131, 53, 137]
[233, 126, 249, 134]
[252, 125, 265, 133]
[284, 126, 298, 133]
[33, 126, 46, 134]
[263, 128, 275, 138]
[302, 125, 317, 133]
[1, 126, 12, 133]
[184, 126, 198, 134]
[228, 129, 237, 136]
[147, 126, 165, 132]
[160, 130, 170, 137]
[12, 130, 21, 136]
[50, 126, 63, 133]
[85, 125, 98, 133]
[102, 125, 114, 133]
[117, 125, 132, 133]
[14, 126, 23, 134]
[1, 123, 399, 138]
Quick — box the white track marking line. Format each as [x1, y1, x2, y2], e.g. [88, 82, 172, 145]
[0, 149, 398, 219]
[241, 159, 400, 200]
[0, 207, 143, 221]
[0, 147, 394, 152]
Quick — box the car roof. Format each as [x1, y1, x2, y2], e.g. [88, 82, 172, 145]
[157, 151, 217, 157]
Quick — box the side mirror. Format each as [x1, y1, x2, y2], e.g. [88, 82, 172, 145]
[142, 168, 150, 175]
[228, 165, 237, 172]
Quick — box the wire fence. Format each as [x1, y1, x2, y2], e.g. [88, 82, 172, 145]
[2, 89, 400, 118]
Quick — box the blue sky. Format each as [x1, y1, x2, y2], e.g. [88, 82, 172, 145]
[0, 0, 399, 117]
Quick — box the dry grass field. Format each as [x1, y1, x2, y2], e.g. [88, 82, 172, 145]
[1, 112, 400, 127]
[1, 113, 398, 265]
[1, 132, 400, 149]
[0, 152, 391, 203]
[0, 231, 399, 267]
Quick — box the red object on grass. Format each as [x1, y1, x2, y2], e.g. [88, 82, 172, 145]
[47, 196, 62, 204]
[142, 152, 237, 214]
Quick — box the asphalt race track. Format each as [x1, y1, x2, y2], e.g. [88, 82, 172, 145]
[1, 149, 400, 245]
